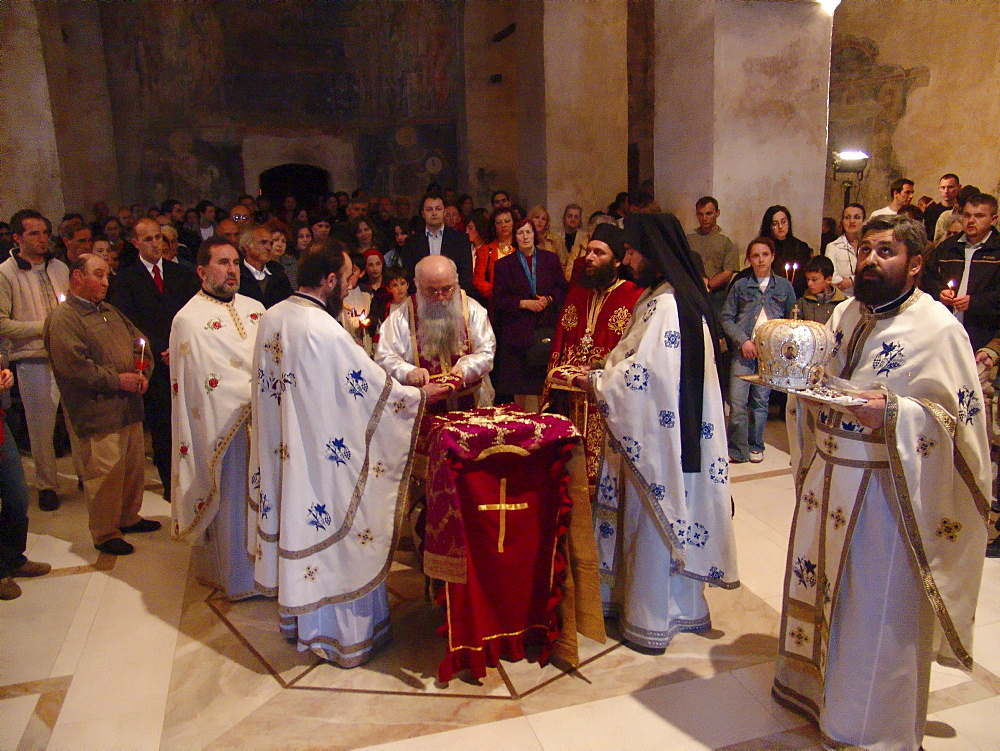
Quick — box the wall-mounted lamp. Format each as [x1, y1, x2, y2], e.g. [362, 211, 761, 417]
[818, 0, 841, 16]
[831, 150, 869, 208]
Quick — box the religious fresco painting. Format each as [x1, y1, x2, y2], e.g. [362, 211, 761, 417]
[98, 0, 462, 205]
[826, 35, 929, 213]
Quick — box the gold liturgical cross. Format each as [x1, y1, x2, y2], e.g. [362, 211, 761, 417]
[477, 477, 528, 553]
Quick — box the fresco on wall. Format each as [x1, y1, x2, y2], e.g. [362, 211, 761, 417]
[99, 1, 462, 204]
[139, 131, 243, 209]
[826, 35, 929, 214]
[358, 124, 457, 199]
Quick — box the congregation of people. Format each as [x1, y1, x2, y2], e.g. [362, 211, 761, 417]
[2, 170, 998, 750]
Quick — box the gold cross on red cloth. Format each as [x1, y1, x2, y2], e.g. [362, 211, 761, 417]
[476, 478, 528, 553]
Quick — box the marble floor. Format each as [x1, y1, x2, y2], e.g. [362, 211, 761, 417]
[3, 421, 1000, 750]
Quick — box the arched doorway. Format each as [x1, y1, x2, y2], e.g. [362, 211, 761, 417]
[259, 164, 330, 213]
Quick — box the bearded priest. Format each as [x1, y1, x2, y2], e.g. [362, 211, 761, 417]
[375, 254, 495, 413]
[251, 241, 436, 667]
[170, 237, 265, 600]
[773, 215, 990, 750]
[573, 213, 739, 654]
[542, 223, 642, 487]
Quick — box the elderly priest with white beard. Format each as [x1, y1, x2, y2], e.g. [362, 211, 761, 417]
[376, 255, 495, 412]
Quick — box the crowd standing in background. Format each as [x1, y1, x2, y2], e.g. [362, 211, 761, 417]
[2, 171, 998, 751]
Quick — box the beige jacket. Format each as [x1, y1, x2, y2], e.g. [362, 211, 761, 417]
[0, 256, 70, 360]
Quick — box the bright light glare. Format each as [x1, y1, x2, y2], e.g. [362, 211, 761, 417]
[819, 0, 841, 15]
[837, 150, 869, 161]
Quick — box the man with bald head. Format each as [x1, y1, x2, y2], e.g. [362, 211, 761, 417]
[376, 254, 495, 412]
[45, 254, 157, 555]
[109, 218, 198, 500]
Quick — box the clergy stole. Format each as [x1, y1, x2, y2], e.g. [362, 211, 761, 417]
[422, 406, 604, 681]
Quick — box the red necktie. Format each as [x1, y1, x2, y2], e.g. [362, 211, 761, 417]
[152, 264, 164, 293]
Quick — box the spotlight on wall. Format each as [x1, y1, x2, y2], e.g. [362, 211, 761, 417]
[831, 150, 869, 208]
[818, 0, 841, 16]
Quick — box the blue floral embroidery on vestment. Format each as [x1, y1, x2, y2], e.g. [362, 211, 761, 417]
[346, 369, 369, 399]
[958, 386, 981, 425]
[622, 436, 641, 462]
[671, 519, 686, 545]
[659, 410, 676, 428]
[831, 329, 843, 358]
[599, 521, 615, 539]
[701, 421, 714, 440]
[818, 409, 831, 425]
[650, 483, 666, 501]
[624, 363, 649, 391]
[872, 341, 905, 377]
[260, 494, 272, 520]
[642, 298, 658, 323]
[840, 420, 863, 433]
[598, 474, 618, 504]
[325, 437, 351, 466]
[686, 522, 709, 548]
[624, 348, 636, 359]
[664, 330, 681, 348]
[307, 503, 332, 531]
[598, 399, 610, 417]
[793, 556, 817, 588]
[708, 567, 724, 580]
[259, 369, 297, 403]
[708, 457, 729, 484]
[250, 470, 260, 491]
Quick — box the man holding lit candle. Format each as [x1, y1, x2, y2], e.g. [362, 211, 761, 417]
[44, 254, 157, 556]
[924, 193, 1000, 351]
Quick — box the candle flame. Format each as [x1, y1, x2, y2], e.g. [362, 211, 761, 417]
[138, 338, 145, 347]
[58, 293, 66, 303]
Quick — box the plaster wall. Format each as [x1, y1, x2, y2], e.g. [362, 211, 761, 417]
[827, 0, 1000, 218]
[542, 0, 628, 219]
[0, 1, 65, 220]
[655, 0, 832, 254]
[34, 2, 120, 214]
[462, 0, 520, 207]
[241, 136, 357, 198]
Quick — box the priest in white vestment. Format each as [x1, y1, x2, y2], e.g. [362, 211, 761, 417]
[773, 215, 991, 750]
[251, 244, 444, 667]
[376, 255, 495, 410]
[171, 238, 265, 600]
[575, 213, 739, 654]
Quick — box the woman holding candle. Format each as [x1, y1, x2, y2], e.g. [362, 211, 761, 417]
[721, 237, 796, 463]
[825, 203, 866, 297]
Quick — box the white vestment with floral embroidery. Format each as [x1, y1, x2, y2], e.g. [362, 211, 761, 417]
[170, 291, 265, 600]
[588, 282, 739, 649]
[251, 294, 424, 667]
[774, 289, 991, 750]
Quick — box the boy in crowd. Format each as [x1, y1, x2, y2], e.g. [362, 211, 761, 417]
[797, 255, 846, 324]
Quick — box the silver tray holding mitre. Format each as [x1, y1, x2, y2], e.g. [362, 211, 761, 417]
[737, 374, 868, 407]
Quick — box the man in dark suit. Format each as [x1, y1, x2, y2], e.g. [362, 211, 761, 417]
[401, 193, 473, 294]
[238, 225, 293, 309]
[108, 218, 199, 500]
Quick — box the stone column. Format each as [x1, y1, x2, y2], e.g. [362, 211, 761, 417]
[0, 1, 66, 220]
[654, 0, 834, 253]
[464, 0, 627, 218]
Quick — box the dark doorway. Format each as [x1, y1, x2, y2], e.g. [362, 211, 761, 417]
[259, 164, 330, 214]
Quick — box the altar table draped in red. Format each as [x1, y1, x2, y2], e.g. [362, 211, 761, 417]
[421, 406, 604, 682]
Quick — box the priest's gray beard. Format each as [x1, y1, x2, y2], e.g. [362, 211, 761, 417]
[416, 293, 467, 361]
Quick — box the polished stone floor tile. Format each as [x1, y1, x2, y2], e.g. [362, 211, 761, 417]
[363, 714, 543, 751]
[0, 694, 39, 750]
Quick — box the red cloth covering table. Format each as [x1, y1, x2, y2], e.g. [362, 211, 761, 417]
[421, 405, 604, 682]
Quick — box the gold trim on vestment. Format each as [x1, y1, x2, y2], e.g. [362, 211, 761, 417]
[839, 288, 923, 379]
[883, 391, 973, 669]
[475, 444, 531, 459]
[273, 380, 426, 612]
[173, 404, 253, 542]
[954, 447, 991, 521]
[815, 446, 890, 469]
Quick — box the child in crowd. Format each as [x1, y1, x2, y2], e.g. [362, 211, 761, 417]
[369, 267, 410, 346]
[797, 255, 846, 325]
[721, 237, 796, 463]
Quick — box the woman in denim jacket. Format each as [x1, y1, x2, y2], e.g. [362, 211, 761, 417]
[721, 237, 797, 463]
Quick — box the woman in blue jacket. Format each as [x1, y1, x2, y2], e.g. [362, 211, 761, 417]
[721, 237, 796, 463]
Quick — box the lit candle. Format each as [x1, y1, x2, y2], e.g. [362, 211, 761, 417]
[138, 338, 147, 373]
[947, 279, 955, 290]
[792, 262, 799, 283]
[58, 293, 66, 303]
